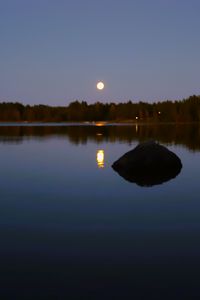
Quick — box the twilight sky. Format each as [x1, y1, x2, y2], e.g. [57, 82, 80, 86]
[0, 0, 200, 105]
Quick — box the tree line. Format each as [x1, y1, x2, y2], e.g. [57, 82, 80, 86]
[0, 95, 200, 122]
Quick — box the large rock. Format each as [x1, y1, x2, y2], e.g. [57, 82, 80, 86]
[112, 140, 182, 187]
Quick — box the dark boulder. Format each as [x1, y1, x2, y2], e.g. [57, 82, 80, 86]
[112, 140, 182, 187]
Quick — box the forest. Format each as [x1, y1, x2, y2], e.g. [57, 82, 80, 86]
[0, 95, 200, 122]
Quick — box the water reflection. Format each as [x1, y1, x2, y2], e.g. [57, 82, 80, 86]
[113, 160, 182, 187]
[96, 150, 104, 168]
[135, 123, 138, 133]
[0, 123, 200, 151]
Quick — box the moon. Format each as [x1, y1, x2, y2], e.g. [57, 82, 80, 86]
[97, 81, 105, 90]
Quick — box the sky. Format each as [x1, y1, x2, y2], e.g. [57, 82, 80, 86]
[0, 0, 200, 105]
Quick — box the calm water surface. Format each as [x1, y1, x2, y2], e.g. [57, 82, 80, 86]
[1, 124, 200, 299]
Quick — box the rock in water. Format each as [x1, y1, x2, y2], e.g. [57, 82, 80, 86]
[112, 140, 182, 187]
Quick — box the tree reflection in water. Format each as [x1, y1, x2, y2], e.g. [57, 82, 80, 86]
[0, 123, 200, 152]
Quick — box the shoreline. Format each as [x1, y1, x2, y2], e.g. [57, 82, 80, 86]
[0, 121, 199, 126]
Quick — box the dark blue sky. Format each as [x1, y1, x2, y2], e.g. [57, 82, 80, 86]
[1, 0, 200, 105]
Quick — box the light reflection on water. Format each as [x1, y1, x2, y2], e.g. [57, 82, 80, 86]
[96, 149, 104, 168]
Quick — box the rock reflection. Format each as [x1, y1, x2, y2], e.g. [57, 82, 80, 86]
[112, 141, 182, 187]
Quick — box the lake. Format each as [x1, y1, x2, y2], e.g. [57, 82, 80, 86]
[1, 123, 200, 299]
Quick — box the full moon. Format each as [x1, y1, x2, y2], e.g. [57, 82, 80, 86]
[97, 81, 104, 90]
